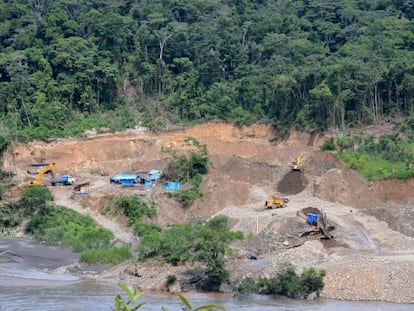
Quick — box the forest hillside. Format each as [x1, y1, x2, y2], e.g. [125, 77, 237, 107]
[0, 0, 414, 143]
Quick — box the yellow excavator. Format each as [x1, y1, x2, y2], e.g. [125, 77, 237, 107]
[290, 152, 304, 171]
[265, 195, 289, 209]
[28, 163, 56, 186]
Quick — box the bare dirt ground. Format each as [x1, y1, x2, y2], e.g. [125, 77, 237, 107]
[2, 122, 414, 303]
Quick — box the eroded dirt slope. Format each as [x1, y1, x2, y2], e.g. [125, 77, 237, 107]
[2, 122, 414, 303]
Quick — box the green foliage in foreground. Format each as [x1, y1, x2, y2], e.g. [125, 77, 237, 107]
[114, 283, 225, 311]
[235, 263, 326, 299]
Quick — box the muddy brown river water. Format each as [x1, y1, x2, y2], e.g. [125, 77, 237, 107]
[0, 238, 412, 311]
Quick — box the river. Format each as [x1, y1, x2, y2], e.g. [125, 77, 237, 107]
[1, 280, 412, 311]
[0, 238, 412, 311]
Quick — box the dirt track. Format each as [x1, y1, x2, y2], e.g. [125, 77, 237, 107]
[2, 122, 414, 303]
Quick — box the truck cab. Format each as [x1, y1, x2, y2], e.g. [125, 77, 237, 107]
[51, 175, 76, 186]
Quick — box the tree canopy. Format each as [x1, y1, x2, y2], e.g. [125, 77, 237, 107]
[1, 0, 414, 139]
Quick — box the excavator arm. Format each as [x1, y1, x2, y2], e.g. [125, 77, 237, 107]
[28, 163, 56, 186]
[291, 153, 304, 171]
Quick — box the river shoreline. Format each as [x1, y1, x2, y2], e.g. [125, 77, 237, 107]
[1, 236, 414, 306]
[1, 275, 413, 311]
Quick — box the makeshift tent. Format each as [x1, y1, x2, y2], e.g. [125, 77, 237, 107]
[110, 173, 139, 184]
[73, 182, 90, 195]
[143, 179, 153, 187]
[163, 182, 181, 190]
[148, 169, 162, 181]
[121, 179, 135, 186]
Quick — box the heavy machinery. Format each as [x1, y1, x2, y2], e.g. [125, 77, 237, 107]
[290, 152, 304, 171]
[265, 195, 289, 209]
[51, 175, 75, 186]
[28, 163, 56, 186]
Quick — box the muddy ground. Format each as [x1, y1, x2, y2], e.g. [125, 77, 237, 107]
[2, 122, 414, 303]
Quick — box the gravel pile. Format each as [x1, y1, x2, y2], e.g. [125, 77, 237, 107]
[321, 256, 414, 303]
[277, 171, 308, 195]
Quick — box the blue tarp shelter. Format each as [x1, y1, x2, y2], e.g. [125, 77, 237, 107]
[143, 179, 153, 187]
[110, 173, 139, 184]
[306, 213, 320, 226]
[148, 169, 162, 181]
[121, 179, 135, 186]
[163, 182, 181, 190]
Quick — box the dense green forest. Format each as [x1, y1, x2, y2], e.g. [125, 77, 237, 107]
[1, 0, 414, 141]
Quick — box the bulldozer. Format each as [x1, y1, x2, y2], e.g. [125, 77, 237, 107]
[28, 163, 56, 186]
[265, 195, 289, 209]
[290, 152, 304, 171]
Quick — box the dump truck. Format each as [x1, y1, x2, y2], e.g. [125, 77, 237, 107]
[265, 195, 289, 209]
[290, 152, 304, 171]
[51, 175, 76, 186]
[28, 163, 56, 186]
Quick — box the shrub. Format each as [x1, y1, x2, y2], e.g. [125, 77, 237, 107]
[320, 137, 336, 151]
[80, 246, 132, 264]
[327, 131, 413, 180]
[133, 220, 161, 237]
[173, 173, 203, 208]
[166, 274, 177, 285]
[173, 188, 203, 209]
[162, 138, 210, 208]
[336, 135, 355, 151]
[138, 215, 243, 290]
[116, 195, 156, 225]
[19, 186, 52, 215]
[235, 263, 326, 299]
[338, 151, 413, 181]
[26, 205, 113, 252]
[159, 223, 194, 265]
[137, 229, 162, 260]
[0, 186, 53, 228]
[300, 267, 326, 294]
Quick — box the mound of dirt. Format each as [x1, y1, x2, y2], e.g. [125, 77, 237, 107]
[362, 202, 414, 238]
[306, 151, 343, 176]
[314, 168, 380, 210]
[277, 171, 308, 195]
[218, 156, 280, 185]
[371, 179, 414, 203]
